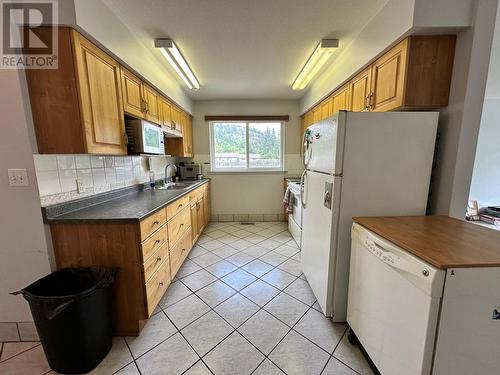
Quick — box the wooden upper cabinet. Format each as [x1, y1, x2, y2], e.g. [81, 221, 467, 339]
[370, 35, 455, 111]
[348, 67, 372, 112]
[143, 85, 161, 124]
[320, 98, 332, 119]
[26, 27, 127, 154]
[159, 97, 172, 129]
[312, 106, 321, 123]
[171, 106, 182, 133]
[120, 67, 144, 118]
[332, 84, 350, 114]
[72, 32, 127, 155]
[370, 38, 408, 112]
[182, 113, 193, 157]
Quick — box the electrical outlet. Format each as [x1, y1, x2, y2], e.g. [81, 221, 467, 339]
[76, 178, 85, 193]
[8, 169, 29, 186]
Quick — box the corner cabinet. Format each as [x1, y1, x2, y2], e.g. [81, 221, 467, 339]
[50, 181, 210, 336]
[165, 113, 194, 157]
[26, 28, 127, 154]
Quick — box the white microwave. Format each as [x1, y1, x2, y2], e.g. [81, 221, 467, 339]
[125, 119, 165, 155]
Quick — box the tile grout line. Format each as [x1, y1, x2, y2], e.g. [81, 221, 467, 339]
[0, 342, 41, 364]
[136, 222, 313, 375]
[177, 260, 337, 374]
[201, 223, 346, 372]
[120, 336, 143, 375]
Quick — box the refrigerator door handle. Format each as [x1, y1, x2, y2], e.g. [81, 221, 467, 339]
[300, 170, 307, 207]
[301, 130, 307, 168]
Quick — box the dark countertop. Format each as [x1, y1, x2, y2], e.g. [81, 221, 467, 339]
[353, 216, 500, 269]
[44, 179, 209, 223]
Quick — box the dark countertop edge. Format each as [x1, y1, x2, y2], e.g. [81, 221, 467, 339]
[44, 179, 210, 224]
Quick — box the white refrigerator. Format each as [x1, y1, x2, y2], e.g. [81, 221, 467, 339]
[300, 111, 438, 320]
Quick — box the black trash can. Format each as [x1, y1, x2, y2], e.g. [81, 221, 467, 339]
[15, 267, 116, 374]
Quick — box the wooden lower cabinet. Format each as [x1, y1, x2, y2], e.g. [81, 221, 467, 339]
[189, 184, 209, 244]
[50, 181, 210, 336]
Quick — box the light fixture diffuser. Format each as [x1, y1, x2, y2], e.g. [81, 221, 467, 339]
[155, 38, 200, 90]
[292, 39, 339, 90]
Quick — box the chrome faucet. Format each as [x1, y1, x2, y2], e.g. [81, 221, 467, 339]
[164, 163, 178, 184]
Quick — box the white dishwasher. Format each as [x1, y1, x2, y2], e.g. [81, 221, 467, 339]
[347, 223, 445, 375]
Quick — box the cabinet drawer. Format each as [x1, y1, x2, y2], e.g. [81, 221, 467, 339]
[145, 259, 170, 317]
[141, 224, 168, 262]
[143, 241, 169, 283]
[168, 206, 191, 246]
[169, 229, 192, 279]
[166, 195, 190, 220]
[140, 209, 167, 241]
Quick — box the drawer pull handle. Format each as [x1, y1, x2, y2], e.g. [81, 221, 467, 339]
[180, 223, 184, 228]
[181, 248, 186, 252]
[156, 257, 162, 261]
[178, 204, 183, 208]
[155, 239, 161, 244]
[159, 282, 164, 286]
[153, 220, 160, 225]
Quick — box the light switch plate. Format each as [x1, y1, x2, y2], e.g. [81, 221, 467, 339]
[8, 169, 29, 186]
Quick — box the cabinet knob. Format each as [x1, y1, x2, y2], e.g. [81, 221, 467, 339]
[156, 257, 162, 261]
[155, 239, 161, 244]
[153, 220, 160, 225]
[159, 282, 164, 286]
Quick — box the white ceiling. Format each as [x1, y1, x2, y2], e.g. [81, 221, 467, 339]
[106, 0, 388, 100]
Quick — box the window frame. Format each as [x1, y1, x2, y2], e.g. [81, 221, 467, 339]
[208, 120, 285, 173]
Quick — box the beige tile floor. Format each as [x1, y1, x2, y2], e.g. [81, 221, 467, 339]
[0, 222, 374, 375]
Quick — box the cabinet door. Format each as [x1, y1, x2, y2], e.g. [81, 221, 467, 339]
[120, 67, 144, 118]
[332, 84, 350, 113]
[160, 97, 172, 129]
[305, 111, 314, 127]
[320, 98, 332, 119]
[71, 31, 127, 155]
[182, 113, 193, 157]
[196, 198, 205, 234]
[203, 195, 210, 225]
[312, 106, 321, 123]
[171, 106, 182, 133]
[190, 204, 198, 245]
[370, 38, 408, 112]
[143, 85, 161, 124]
[348, 67, 372, 112]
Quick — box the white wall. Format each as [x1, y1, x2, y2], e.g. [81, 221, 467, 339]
[192, 100, 302, 216]
[435, 0, 499, 218]
[469, 3, 500, 207]
[73, 0, 193, 113]
[0, 70, 52, 322]
[469, 99, 500, 206]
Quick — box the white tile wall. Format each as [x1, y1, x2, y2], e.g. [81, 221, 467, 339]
[33, 154, 180, 206]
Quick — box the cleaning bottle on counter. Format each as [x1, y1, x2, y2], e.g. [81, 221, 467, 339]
[149, 171, 155, 188]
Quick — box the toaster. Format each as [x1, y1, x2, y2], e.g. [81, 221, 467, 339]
[180, 164, 201, 180]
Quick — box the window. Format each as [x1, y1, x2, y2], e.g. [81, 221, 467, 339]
[209, 121, 284, 171]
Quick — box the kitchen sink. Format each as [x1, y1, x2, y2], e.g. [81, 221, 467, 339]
[155, 182, 195, 190]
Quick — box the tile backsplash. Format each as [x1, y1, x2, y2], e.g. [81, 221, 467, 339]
[34, 154, 180, 206]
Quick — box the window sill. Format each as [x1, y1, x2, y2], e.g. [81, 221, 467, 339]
[207, 170, 288, 175]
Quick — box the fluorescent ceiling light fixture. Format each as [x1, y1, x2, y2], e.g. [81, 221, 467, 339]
[292, 39, 339, 90]
[154, 38, 200, 90]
